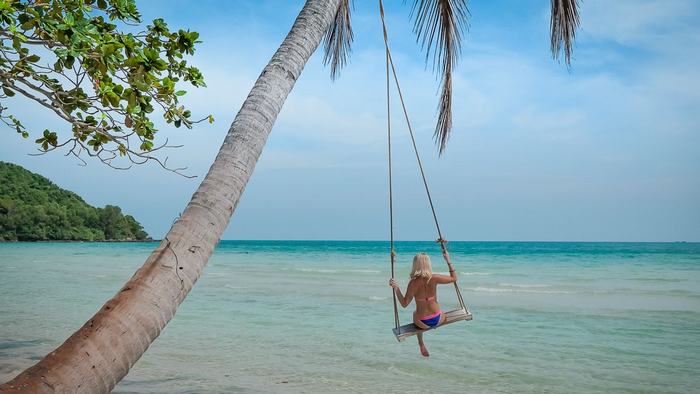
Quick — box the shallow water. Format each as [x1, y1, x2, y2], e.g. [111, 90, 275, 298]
[1, 241, 699, 393]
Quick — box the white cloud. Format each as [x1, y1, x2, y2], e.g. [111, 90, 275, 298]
[581, 0, 700, 50]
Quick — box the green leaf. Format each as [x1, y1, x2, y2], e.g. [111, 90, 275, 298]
[139, 140, 153, 151]
[0, 0, 207, 172]
[106, 92, 120, 107]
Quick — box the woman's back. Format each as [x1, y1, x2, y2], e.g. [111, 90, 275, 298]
[410, 277, 440, 317]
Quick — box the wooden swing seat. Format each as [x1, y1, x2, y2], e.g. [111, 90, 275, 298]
[392, 308, 472, 342]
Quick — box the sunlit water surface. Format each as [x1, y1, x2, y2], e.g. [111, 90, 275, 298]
[1, 241, 699, 393]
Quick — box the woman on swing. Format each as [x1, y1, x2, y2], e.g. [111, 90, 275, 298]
[389, 251, 457, 357]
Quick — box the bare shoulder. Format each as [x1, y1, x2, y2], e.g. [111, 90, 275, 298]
[406, 278, 415, 289]
[406, 278, 416, 292]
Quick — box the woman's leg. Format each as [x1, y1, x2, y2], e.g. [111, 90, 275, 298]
[416, 332, 430, 357]
[413, 312, 431, 357]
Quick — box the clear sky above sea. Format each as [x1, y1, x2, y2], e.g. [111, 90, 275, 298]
[1, 0, 698, 241]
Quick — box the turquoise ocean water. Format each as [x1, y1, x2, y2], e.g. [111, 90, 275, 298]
[1, 241, 699, 393]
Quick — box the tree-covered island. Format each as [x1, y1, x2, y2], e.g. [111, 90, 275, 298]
[0, 161, 150, 241]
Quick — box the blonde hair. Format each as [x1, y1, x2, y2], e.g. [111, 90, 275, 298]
[410, 253, 433, 281]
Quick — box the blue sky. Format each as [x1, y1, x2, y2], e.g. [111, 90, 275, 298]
[1, 0, 698, 241]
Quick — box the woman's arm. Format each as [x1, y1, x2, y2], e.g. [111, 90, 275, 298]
[432, 250, 458, 284]
[389, 279, 414, 308]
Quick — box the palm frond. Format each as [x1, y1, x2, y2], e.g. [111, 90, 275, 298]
[550, 0, 580, 67]
[410, 0, 469, 155]
[323, 0, 354, 80]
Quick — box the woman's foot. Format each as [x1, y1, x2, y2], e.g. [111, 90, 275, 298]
[419, 344, 430, 357]
[417, 332, 430, 357]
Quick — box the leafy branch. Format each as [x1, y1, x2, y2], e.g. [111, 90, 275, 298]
[0, 0, 213, 176]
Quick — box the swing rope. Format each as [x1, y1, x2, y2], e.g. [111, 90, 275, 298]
[379, 0, 468, 327]
[381, 0, 400, 330]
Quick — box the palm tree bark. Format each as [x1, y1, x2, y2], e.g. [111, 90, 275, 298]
[0, 0, 341, 392]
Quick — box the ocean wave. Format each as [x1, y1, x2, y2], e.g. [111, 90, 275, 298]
[498, 283, 551, 288]
[631, 278, 686, 283]
[465, 286, 574, 294]
[224, 285, 248, 290]
[369, 296, 389, 301]
[297, 268, 381, 274]
[460, 272, 492, 276]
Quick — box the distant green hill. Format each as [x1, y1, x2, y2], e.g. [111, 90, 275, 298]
[0, 162, 150, 241]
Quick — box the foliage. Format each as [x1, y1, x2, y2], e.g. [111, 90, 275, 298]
[324, 0, 580, 155]
[550, 0, 580, 66]
[0, 161, 150, 241]
[0, 0, 212, 175]
[322, 0, 352, 81]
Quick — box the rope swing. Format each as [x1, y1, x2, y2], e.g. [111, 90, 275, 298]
[379, 0, 472, 341]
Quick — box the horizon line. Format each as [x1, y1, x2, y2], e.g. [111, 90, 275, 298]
[215, 239, 700, 243]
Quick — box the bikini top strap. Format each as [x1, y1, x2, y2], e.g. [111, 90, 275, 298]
[416, 277, 436, 302]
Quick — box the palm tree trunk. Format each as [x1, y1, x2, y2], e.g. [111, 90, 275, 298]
[1, 0, 341, 392]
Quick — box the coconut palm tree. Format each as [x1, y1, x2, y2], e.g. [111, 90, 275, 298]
[0, 0, 579, 392]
